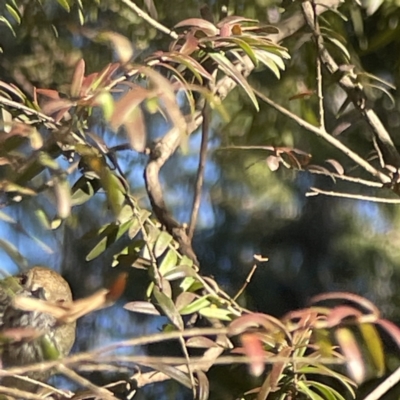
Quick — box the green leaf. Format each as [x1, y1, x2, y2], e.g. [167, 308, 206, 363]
[86, 220, 133, 261]
[71, 176, 101, 206]
[208, 52, 259, 110]
[153, 286, 184, 330]
[0, 16, 16, 37]
[6, 4, 21, 24]
[153, 231, 173, 258]
[164, 265, 198, 281]
[304, 381, 346, 400]
[199, 307, 233, 321]
[297, 381, 325, 400]
[56, 0, 71, 12]
[296, 365, 356, 397]
[179, 295, 211, 315]
[159, 249, 178, 275]
[360, 323, 385, 376]
[128, 209, 152, 239]
[95, 91, 115, 121]
[40, 335, 60, 360]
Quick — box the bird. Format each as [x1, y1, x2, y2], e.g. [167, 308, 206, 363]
[0, 266, 76, 394]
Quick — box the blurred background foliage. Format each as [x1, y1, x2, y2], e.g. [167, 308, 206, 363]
[2, 0, 400, 398]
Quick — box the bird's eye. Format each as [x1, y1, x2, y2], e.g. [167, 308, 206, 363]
[31, 287, 46, 299]
[19, 274, 28, 286]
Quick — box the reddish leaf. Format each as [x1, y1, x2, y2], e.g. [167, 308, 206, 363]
[110, 86, 150, 131]
[376, 318, 400, 348]
[325, 306, 363, 327]
[179, 32, 199, 55]
[216, 16, 258, 28]
[310, 292, 380, 317]
[174, 18, 218, 36]
[71, 58, 85, 98]
[36, 88, 60, 100]
[241, 333, 265, 376]
[196, 370, 210, 400]
[229, 313, 290, 342]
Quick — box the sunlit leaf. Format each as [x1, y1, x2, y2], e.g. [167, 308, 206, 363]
[56, 0, 71, 12]
[297, 365, 356, 397]
[124, 301, 161, 315]
[335, 327, 365, 384]
[174, 18, 218, 36]
[98, 31, 133, 64]
[196, 370, 209, 400]
[179, 295, 211, 315]
[175, 292, 197, 311]
[163, 265, 198, 281]
[209, 52, 259, 110]
[5, 4, 21, 25]
[54, 175, 71, 219]
[128, 209, 151, 239]
[71, 176, 101, 206]
[297, 381, 325, 400]
[199, 307, 233, 321]
[158, 249, 178, 275]
[186, 336, 218, 348]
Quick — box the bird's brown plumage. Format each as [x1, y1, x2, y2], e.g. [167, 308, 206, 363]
[0, 266, 76, 394]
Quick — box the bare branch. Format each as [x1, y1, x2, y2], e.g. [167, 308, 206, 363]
[188, 103, 210, 240]
[306, 187, 400, 203]
[302, 0, 400, 169]
[119, 0, 178, 39]
[253, 88, 391, 184]
[363, 366, 400, 400]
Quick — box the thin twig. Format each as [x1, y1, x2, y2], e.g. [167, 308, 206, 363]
[188, 102, 210, 240]
[178, 335, 196, 397]
[306, 187, 400, 203]
[0, 385, 45, 400]
[57, 364, 116, 400]
[0, 95, 56, 125]
[0, 328, 229, 377]
[252, 88, 391, 184]
[302, 0, 400, 169]
[309, 0, 325, 130]
[363, 366, 400, 400]
[303, 169, 383, 187]
[119, 0, 178, 39]
[233, 263, 258, 301]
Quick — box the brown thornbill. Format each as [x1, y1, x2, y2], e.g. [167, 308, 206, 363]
[0, 266, 76, 393]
